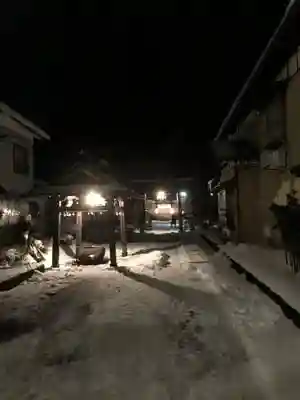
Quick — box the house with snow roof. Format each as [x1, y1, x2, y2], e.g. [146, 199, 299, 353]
[209, 1, 300, 246]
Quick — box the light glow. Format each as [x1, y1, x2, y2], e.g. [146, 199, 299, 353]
[156, 190, 167, 201]
[2, 208, 20, 217]
[85, 191, 107, 207]
[157, 204, 172, 209]
[63, 211, 76, 217]
[155, 204, 175, 215]
[64, 196, 78, 208]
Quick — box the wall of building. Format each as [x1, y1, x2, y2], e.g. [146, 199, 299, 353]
[237, 110, 267, 149]
[234, 166, 289, 246]
[213, 48, 300, 247]
[0, 128, 34, 194]
[259, 169, 289, 246]
[236, 167, 261, 243]
[217, 190, 226, 226]
[0, 198, 29, 247]
[226, 185, 238, 237]
[226, 81, 288, 246]
[264, 93, 285, 148]
[218, 165, 286, 246]
[286, 70, 300, 168]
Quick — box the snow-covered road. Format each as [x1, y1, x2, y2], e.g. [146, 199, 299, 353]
[0, 238, 300, 399]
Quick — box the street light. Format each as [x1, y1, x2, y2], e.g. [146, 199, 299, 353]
[85, 191, 106, 207]
[156, 190, 167, 201]
[63, 196, 78, 208]
[180, 191, 187, 198]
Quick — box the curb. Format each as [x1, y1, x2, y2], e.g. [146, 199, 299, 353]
[200, 233, 300, 328]
[200, 233, 220, 252]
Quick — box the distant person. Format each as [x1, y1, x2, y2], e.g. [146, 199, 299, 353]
[171, 214, 176, 228]
[183, 216, 189, 231]
[139, 210, 145, 233]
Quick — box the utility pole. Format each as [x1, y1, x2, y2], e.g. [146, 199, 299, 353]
[139, 199, 145, 234]
[144, 193, 149, 229]
[75, 211, 83, 259]
[177, 191, 183, 233]
[108, 196, 117, 267]
[119, 198, 128, 257]
[235, 163, 241, 244]
[52, 194, 61, 268]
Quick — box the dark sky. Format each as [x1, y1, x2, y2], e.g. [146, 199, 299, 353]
[1, 1, 288, 180]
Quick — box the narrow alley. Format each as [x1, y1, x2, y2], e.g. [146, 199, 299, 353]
[2, 2, 300, 399]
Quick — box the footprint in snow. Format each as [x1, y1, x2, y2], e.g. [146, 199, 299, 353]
[46, 291, 57, 297]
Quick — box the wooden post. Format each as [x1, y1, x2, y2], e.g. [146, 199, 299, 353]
[119, 198, 128, 257]
[177, 191, 183, 233]
[144, 193, 150, 229]
[76, 211, 83, 259]
[52, 195, 61, 268]
[139, 199, 145, 233]
[108, 196, 117, 266]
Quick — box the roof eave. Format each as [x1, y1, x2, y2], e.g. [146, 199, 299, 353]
[215, 0, 300, 142]
[0, 102, 50, 141]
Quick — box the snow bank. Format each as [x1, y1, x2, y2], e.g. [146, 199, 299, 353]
[220, 242, 300, 314]
[120, 250, 171, 274]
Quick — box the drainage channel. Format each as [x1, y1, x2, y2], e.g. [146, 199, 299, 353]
[200, 234, 300, 329]
[0, 264, 45, 292]
[0, 269, 36, 292]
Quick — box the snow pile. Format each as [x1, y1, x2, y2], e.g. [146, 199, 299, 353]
[0, 238, 48, 270]
[60, 233, 74, 245]
[0, 247, 23, 267]
[0, 248, 38, 269]
[152, 251, 171, 270]
[3, 249, 17, 266]
[121, 250, 172, 274]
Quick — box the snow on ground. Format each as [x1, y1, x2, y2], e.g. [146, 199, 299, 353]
[207, 247, 300, 399]
[41, 241, 180, 270]
[0, 239, 300, 399]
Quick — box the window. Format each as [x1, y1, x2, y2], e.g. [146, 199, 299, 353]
[13, 143, 29, 175]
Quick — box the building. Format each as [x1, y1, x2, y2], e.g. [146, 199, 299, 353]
[209, 1, 300, 246]
[28, 160, 145, 239]
[130, 177, 194, 221]
[0, 103, 50, 246]
[0, 103, 50, 195]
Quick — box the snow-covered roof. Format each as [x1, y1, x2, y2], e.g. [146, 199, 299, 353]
[0, 103, 50, 141]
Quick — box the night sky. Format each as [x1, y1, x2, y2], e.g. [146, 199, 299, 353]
[1, 1, 288, 181]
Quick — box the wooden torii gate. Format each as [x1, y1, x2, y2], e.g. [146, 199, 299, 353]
[51, 194, 128, 268]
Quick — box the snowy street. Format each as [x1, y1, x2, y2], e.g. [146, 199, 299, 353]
[1, 237, 300, 399]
